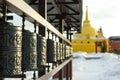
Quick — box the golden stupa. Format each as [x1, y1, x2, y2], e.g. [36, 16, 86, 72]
[72, 6, 109, 53]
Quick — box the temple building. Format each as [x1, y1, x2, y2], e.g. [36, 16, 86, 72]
[109, 36, 120, 51]
[72, 6, 109, 53]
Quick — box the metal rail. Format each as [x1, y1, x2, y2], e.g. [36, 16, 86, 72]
[4, 0, 71, 45]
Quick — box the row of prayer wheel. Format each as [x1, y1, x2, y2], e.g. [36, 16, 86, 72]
[47, 39, 72, 63]
[0, 22, 72, 76]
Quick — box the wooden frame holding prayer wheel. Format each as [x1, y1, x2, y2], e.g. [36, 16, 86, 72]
[0, 22, 22, 76]
[37, 34, 46, 68]
[22, 30, 37, 71]
[47, 39, 57, 63]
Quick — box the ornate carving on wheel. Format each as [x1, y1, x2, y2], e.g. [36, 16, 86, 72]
[15, 34, 22, 47]
[30, 53, 37, 69]
[37, 35, 46, 67]
[22, 30, 37, 71]
[0, 22, 22, 76]
[0, 33, 22, 47]
[30, 37, 36, 47]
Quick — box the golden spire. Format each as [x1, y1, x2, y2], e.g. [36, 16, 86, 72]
[84, 6, 90, 23]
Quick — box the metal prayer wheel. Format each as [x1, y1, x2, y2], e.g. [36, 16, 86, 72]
[0, 22, 22, 76]
[22, 30, 37, 71]
[70, 47, 73, 57]
[60, 43, 63, 60]
[66, 46, 69, 58]
[37, 34, 46, 68]
[62, 44, 66, 59]
[67, 46, 71, 58]
[58, 43, 62, 61]
[68, 46, 70, 58]
[47, 39, 57, 63]
[56, 42, 60, 61]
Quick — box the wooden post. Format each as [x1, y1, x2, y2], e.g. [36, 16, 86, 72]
[59, 16, 64, 43]
[59, 69, 63, 80]
[66, 28, 69, 40]
[66, 63, 69, 80]
[38, 0, 47, 37]
[70, 60, 73, 80]
[38, 0, 47, 77]
[95, 41, 98, 53]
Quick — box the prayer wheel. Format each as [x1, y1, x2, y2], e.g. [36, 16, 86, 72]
[37, 35, 46, 68]
[0, 22, 22, 76]
[66, 46, 69, 58]
[62, 44, 66, 59]
[67, 46, 71, 58]
[47, 39, 57, 63]
[60, 43, 63, 60]
[22, 30, 37, 71]
[56, 42, 60, 61]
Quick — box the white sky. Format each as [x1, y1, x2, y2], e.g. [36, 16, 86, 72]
[83, 0, 120, 38]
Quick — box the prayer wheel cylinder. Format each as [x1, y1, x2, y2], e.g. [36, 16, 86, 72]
[58, 43, 61, 61]
[62, 44, 66, 59]
[0, 22, 22, 76]
[66, 46, 69, 58]
[68, 46, 70, 57]
[56, 42, 60, 61]
[22, 30, 37, 71]
[69, 47, 72, 57]
[47, 39, 57, 63]
[60, 43, 63, 60]
[37, 35, 46, 68]
[68, 46, 71, 58]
